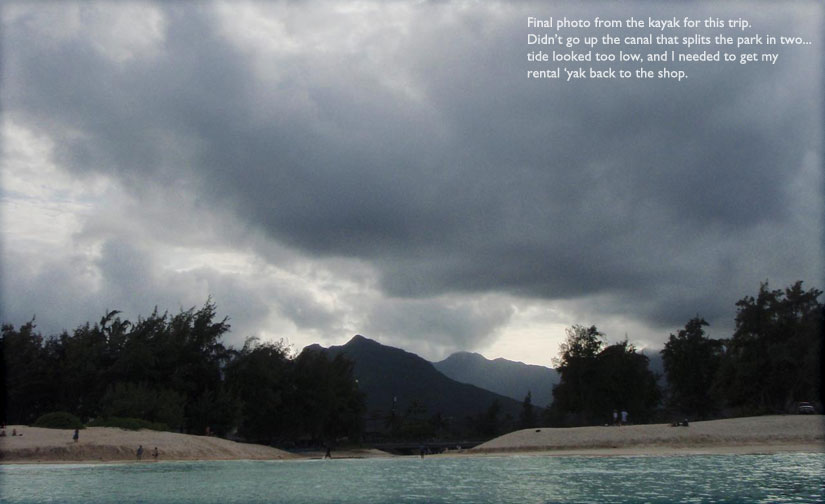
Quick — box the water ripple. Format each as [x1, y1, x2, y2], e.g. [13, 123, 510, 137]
[1, 453, 823, 503]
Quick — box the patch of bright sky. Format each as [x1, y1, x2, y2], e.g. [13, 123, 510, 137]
[1, 119, 108, 269]
[480, 298, 673, 367]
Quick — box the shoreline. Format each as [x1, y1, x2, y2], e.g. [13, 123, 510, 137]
[2, 415, 823, 465]
[3, 443, 821, 466]
[4, 443, 821, 466]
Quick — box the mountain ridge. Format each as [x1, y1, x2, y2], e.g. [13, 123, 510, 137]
[434, 351, 559, 407]
[301, 335, 528, 430]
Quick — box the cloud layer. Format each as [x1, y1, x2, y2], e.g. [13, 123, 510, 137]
[1, 1, 821, 363]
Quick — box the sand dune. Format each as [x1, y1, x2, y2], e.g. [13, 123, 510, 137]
[473, 415, 825, 455]
[0, 426, 296, 463]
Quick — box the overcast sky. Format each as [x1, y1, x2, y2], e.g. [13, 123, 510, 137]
[1, 1, 822, 366]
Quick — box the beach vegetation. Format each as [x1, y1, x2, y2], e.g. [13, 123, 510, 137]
[224, 338, 365, 445]
[474, 399, 504, 437]
[661, 317, 723, 419]
[33, 411, 84, 429]
[2, 280, 821, 444]
[99, 383, 185, 430]
[716, 281, 822, 415]
[2, 320, 56, 425]
[548, 325, 604, 425]
[548, 326, 659, 426]
[1, 300, 363, 446]
[519, 391, 536, 429]
[224, 337, 292, 443]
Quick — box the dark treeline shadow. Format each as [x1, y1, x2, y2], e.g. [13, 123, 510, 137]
[544, 280, 822, 426]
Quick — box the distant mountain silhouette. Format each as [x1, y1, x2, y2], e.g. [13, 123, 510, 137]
[302, 335, 525, 425]
[434, 352, 559, 407]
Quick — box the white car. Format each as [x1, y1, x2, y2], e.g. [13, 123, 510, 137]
[797, 402, 815, 414]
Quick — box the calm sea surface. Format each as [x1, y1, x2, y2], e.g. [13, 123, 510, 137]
[1, 453, 823, 503]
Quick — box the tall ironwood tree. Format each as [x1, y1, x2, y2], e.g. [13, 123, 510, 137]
[549, 325, 659, 426]
[717, 281, 822, 414]
[661, 317, 724, 419]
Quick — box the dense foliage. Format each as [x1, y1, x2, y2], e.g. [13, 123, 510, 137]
[519, 391, 536, 429]
[716, 281, 822, 415]
[1, 301, 364, 446]
[547, 325, 660, 426]
[548, 281, 822, 426]
[33, 411, 84, 429]
[661, 317, 724, 418]
[225, 339, 365, 444]
[2, 280, 821, 441]
[661, 282, 823, 418]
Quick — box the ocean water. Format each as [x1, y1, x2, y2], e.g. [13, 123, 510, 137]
[1, 453, 823, 503]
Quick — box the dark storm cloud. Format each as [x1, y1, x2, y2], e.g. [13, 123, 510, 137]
[3, 1, 821, 340]
[364, 295, 515, 356]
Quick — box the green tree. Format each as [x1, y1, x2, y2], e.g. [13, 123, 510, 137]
[549, 327, 660, 425]
[475, 399, 502, 438]
[549, 325, 604, 425]
[224, 337, 292, 443]
[593, 340, 660, 424]
[1, 321, 57, 423]
[52, 311, 125, 420]
[2, 300, 371, 444]
[661, 317, 723, 418]
[718, 281, 822, 413]
[102, 301, 235, 434]
[171, 301, 234, 434]
[100, 382, 185, 429]
[291, 349, 365, 443]
[519, 391, 536, 429]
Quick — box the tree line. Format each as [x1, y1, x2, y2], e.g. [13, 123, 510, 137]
[0, 301, 364, 446]
[1, 280, 821, 442]
[546, 281, 823, 426]
[664, 281, 822, 419]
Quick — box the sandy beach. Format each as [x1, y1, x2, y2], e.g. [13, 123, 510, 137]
[2, 415, 823, 463]
[473, 415, 825, 456]
[0, 426, 297, 463]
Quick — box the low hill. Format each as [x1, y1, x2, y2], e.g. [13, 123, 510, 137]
[305, 335, 526, 430]
[434, 352, 559, 407]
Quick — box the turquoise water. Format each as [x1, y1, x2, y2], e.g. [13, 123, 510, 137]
[1, 453, 823, 503]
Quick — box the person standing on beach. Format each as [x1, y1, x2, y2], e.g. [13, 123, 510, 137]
[621, 410, 628, 425]
[612, 410, 618, 425]
[152, 447, 158, 460]
[137, 445, 144, 460]
[73, 429, 79, 442]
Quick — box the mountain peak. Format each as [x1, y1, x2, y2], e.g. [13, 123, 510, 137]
[345, 334, 376, 346]
[318, 334, 524, 424]
[302, 343, 325, 353]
